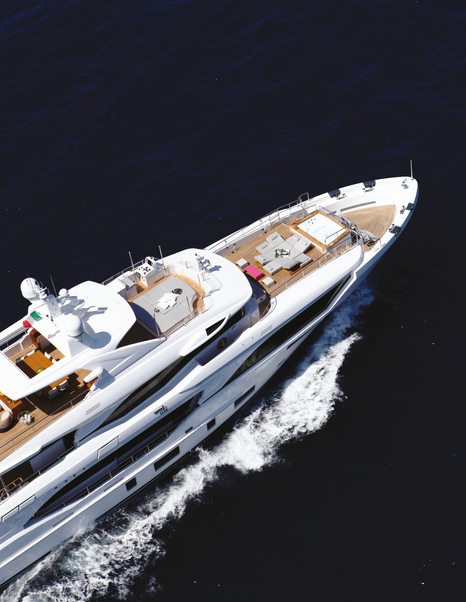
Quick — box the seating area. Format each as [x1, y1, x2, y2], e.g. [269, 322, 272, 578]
[225, 215, 347, 295]
[130, 275, 198, 335]
[253, 231, 314, 275]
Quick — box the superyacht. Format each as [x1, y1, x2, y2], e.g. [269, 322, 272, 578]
[0, 175, 418, 586]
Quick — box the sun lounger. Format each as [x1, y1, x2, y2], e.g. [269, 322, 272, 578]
[286, 233, 302, 246]
[264, 260, 281, 275]
[286, 233, 313, 253]
[282, 256, 301, 270]
[266, 232, 285, 246]
[244, 265, 265, 280]
[296, 253, 312, 267]
[256, 241, 274, 255]
[294, 237, 313, 253]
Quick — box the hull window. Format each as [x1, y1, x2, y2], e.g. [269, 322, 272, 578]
[153, 446, 180, 472]
[31, 395, 200, 520]
[207, 418, 216, 430]
[125, 477, 137, 491]
[227, 275, 351, 384]
[234, 386, 256, 408]
[102, 307, 246, 428]
[1, 431, 76, 498]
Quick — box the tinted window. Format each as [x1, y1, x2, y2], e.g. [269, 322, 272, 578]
[102, 307, 246, 426]
[125, 477, 137, 491]
[32, 395, 200, 519]
[196, 308, 247, 366]
[234, 386, 256, 408]
[206, 319, 224, 336]
[153, 446, 180, 472]
[101, 358, 185, 426]
[227, 276, 350, 384]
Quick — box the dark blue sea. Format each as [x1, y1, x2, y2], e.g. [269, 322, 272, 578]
[0, 1, 465, 601]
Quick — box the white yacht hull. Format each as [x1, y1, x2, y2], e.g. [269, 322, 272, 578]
[0, 268, 372, 587]
[0, 176, 418, 588]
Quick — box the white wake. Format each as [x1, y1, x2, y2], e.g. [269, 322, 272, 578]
[2, 285, 373, 602]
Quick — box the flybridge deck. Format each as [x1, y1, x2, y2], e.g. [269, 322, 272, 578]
[104, 248, 250, 337]
[105, 260, 206, 337]
[0, 248, 251, 483]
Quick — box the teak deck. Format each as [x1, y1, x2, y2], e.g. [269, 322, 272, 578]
[0, 203, 396, 493]
[0, 367, 91, 465]
[219, 204, 396, 297]
[343, 204, 396, 239]
[0, 272, 205, 470]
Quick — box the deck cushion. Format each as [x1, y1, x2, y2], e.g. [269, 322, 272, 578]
[0, 410, 13, 431]
[264, 260, 281, 275]
[244, 265, 265, 280]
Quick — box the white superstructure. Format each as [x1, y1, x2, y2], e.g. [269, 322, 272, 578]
[0, 176, 418, 587]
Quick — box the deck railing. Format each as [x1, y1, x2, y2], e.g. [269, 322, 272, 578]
[34, 422, 181, 517]
[0, 440, 74, 503]
[207, 195, 339, 255]
[0, 327, 26, 353]
[51, 431, 170, 514]
[270, 231, 363, 297]
[102, 257, 207, 340]
[0, 387, 90, 501]
[102, 258, 146, 286]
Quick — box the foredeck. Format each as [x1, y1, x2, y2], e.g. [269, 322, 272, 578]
[342, 204, 396, 240]
[217, 204, 396, 296]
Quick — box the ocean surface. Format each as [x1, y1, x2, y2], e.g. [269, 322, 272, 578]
[0, 1, 465, 601]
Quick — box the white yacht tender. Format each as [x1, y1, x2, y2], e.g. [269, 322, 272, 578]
[0, 176, 418, 587]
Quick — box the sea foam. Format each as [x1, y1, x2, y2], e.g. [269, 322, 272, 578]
[1, 285, 373, 602]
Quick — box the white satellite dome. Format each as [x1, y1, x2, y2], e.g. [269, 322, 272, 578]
[20, 278, 43, 301]
[62, 314, 83, 338]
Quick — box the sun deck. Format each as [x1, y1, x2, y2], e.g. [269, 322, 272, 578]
[127, 273, 205, 337]
[217, 204, 396, 296]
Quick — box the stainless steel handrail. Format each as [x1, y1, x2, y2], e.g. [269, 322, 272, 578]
[208, 199, 340, 255]
[207, 195, 314, 254]
[270, 232, 362, 297]
[0, 387, 91, 500]
[0, 388, 89, 456]
[102, 258, 145, 286]
[41, 428, 172, 513]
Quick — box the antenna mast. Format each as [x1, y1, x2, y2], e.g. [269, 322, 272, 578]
[158, 245, 167, 277]
[50, 274, 58, 297]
